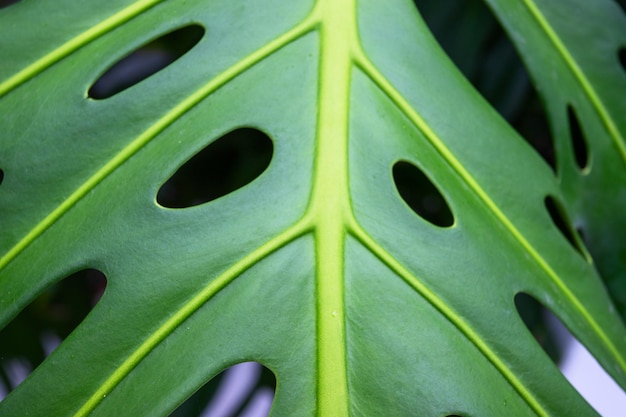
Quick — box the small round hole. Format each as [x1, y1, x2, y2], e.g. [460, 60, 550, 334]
[393, 161, 454, 227]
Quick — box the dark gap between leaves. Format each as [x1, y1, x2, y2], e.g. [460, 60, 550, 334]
[618, 47, 626, 73]
[615, 0, 626, 15]
[0, 0, 19, 9]
[0, 168, 4, 186]
[88, 24, 204, 99]
[157, 128, 273, 208]
[0, 269, 106, 399]
[170, 362, 275, 417]
[413, 0, 556, 172]
[575, 225, 586, 246]
[392, 161, 454, 227]
[544, 196, 586, 259]
[567, 105, 589, 171]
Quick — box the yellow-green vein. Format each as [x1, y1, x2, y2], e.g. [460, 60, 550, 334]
[521, 0, 626, 163]
[0, 0, 165, 98]
[0, 16, 317, 273]
[306, 0, 357, 415]
[74, 219, 312, 417]
[347, 220, 549, 417]
[353, 52, 626, 372]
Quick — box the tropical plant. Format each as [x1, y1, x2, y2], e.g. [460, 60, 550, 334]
[1, 0, 625, 416]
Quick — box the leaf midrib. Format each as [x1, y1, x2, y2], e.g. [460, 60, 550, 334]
[5, 1, 623, 416]
[308, 0, 355, 414]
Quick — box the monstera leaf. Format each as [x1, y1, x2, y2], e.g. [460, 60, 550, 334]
[1, 0, 625, 415]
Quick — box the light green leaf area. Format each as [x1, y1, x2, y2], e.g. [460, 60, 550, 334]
[0, 0, 625, 416]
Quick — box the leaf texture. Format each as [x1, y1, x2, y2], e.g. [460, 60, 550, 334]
[1, 0, 625, 416]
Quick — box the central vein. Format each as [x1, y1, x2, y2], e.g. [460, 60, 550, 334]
[308, 0, 357, 415]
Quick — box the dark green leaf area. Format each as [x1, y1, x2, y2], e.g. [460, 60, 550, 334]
[413, 0, 555, 172]
[393, 161, 453, 227]
[157, 128, 273, 208]
[0, 269, 105, 394]
[88, 25, 205, 100]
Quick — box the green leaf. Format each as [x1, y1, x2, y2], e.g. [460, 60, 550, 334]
[1, 0, 625, 416]
[482, 0, 626, 319]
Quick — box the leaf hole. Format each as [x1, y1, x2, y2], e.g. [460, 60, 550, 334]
[0, 0, 19, 9]
[0, 269, 106, 399]
[514, 292, 626, 416]
[544, 195, 586, 258]
[392, 161, 454, 227]
[171, 362, 275, 417]
[0, 168, 4, 186]
[413, 0, 556, 172]
[157, 128, 273, 208]
[88, 24, 205, 99]
[514, 293, 561, 363]
[567, 105, 589, 171]
[618, 47, 626, 73]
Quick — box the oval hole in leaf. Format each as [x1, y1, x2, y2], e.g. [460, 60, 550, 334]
[514, 292, 626, 415]
[392, 161, 454, 227]
[0, 0, 19, 9]
[157, 128, 273, 208]
[567, 105, 589, 171]
[88, 24, 205, 100]
[544, 195, 586, 258]
[619, 47, 626, 71]
[514, 293, 561, 363]
[0, 269, 106, 399]
[413, 0, 556, 172]
[171, 362, 275, 417]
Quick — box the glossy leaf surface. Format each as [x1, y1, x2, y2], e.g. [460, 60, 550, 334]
[1, 0, 625, 416]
